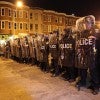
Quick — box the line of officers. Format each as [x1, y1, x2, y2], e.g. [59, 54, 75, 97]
[3, 28, 100, 95]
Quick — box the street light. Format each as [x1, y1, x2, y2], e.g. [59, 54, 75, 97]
[16, 1, 23, 8]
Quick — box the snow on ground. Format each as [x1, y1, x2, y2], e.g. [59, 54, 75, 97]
[0, 57, 99, 100]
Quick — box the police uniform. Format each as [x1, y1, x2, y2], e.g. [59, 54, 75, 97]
[34, 35, 44, 66]
[28, 36, 36, 65]
[21, 37, 30, 64]
[59, 29, 77, 82]
[40, 36, 49, 72]
[75, 15, 99, 94]
[95, 31, 100, 89]
[76, 30, 99, 93]
[16, 38, 22, 63]
[4, 41, 11, 58]
[49, 31, 59, 76]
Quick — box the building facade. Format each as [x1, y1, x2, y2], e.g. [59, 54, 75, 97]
[0, 1, 79, 39]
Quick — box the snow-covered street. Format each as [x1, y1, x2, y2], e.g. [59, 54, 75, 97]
[0, 57, 99, 100]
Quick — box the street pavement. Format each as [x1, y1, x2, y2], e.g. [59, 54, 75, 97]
[0, 57, 100, 100]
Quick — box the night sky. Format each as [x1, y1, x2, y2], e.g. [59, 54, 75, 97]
[4, 0, 100, 20]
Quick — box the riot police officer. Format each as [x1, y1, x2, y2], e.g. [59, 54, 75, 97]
[59, 28, 77, 82]
[40, 35, 49, 72]
[16, 38, 22, 63]
[4, 41, 11, 58]
[75, 15, 99, 95]
[22, 36, 30, 64]
[49, 31, 60, 77]
[28, 36, 36, 65]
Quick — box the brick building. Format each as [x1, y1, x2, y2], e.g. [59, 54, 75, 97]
[0, 1, 79, 39]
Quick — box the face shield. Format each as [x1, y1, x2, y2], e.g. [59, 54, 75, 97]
[76, 15, 95, 32]
[63, 28, 72, 38]
[85, 16, 95, 30]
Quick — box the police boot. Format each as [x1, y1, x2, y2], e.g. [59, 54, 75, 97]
[51, 73, 58, 77]
[75, 81, 81, 91]
[92, 87, 99, 95]
[68, 79, 76, 83]
[75, 80, 86, 91]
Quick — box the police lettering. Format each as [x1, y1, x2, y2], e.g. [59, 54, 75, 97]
[78, 38, 93, 45]
[49, 45, 56, 48]
[60, 44, 72, 49]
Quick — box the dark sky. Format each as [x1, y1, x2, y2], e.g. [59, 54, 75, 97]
[4, 0, 100, 20]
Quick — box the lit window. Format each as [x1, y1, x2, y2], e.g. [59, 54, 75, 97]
[20, 23, 23, 29]
[48, 25, 51, 32]
[59, 17, 62, 23]
[43, 25, 48, 32]
[8, 9, 11, 17]
[19, 10, 23, 18]
[1, 21, 5, 29]
[8, 22, 11, 29]
[1, 8, 5, 16]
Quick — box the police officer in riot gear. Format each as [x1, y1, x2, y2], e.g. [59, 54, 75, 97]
[96, 30, 100, 88]
[49, 31, 60, 77]
[40, 35, 49, 72]
[59, 28, 77, 82]
[75, 15, 99, 94]
[4, 41, 11, 59]
[23, 36, 30, 64]
[29, 36, 36, 66]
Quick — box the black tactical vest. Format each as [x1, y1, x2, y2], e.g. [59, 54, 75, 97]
[59, 35, 75, 67]
[75, 30, 96, 69]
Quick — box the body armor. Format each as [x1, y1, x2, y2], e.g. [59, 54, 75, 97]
[75, 15, 96, 69]
[49, 33, 59, 60]
[75, 31, 96, 69]
[59, 31, 75, 67]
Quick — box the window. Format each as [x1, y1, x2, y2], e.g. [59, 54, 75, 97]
[68, 19, 72, 26]
[43, 14, 47, 22]
[35, 24, 38, 31]
[55, 17, 58, 23]
[58, 27, 62, 32]
[8, 9, 11, 17]
[20, 23, 23, 29]
[8, 22, 11, 29]
[48, 25, 51, 32]
[25, 11, 28, 18]
[14, 23, 17, 29]
[13, 10, 17, 18]
[1, 21, 5, 29]
[48, 15, 51, 22]
[1, 8, 5, 16]
[30, 13, 32, 19]
[19, 10, 23, 18]
[26, 23, 28, 30]
[30, 24, 33, 30]
[34, 13, 38, 20]
[66, 19, 68, 25]
[43, 25, 48, 32]
[59, 17, 62, 23]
